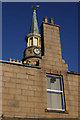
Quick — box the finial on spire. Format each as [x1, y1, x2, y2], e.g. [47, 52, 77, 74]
[30, 3, 39, 34]
[32, 3, 39, 12]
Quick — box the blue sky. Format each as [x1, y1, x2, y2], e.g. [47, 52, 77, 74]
[2, 2, 78, 72]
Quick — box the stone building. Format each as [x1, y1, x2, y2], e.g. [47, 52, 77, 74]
[0, 6, 80, 120]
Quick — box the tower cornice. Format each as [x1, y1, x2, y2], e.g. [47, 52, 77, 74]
[25, 33, 41, 42]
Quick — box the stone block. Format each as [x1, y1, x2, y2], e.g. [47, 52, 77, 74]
[35, 108, 44, 114]
[28, 96, 42, 102]
[2, 99, 8, 106]
[3, 94, 14, 100]
[19, 69, 27, 74]
[19, 101, 26, 107]
[0, 71, 3, 76]
[33, 81, 42, 86]
[26, 80, 34, 85]
[2, 66, 13, 72]
[22, 89, 34, 96]
[17, 73, 28, 79]
[8, 100, 19, 107]
[15, 95, 27, 101]
[4, 82, 16, 88]
[13, 68, 20, 73]
[20, 84, 28, 90]
[3, 72, 16, 78]
[27, 69, 35, 76]
[2, 87, 9, 94]
[28, 75, 39, 81]
[0, 81, 2, 87]
[2, 76, 11, 82]
[8, 88, 21, 95]
[21, 107, 31, 113]
[26, 102, 34, 108]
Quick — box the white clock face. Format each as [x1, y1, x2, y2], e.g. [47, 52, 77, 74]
[33, 48, 40, 55]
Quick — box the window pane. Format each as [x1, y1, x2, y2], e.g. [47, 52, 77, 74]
[51, 77, 60, 90]
[47, 75, 62, 91]
[29, 38, 33, 46]
[47, 92, 64, 110]
[34, 38, 38, 46]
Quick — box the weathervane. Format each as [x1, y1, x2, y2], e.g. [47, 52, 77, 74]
[32, 3, 39, 11]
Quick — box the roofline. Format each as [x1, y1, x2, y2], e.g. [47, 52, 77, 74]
[67, 71, 80, 76]
[0, 60, 41, 69]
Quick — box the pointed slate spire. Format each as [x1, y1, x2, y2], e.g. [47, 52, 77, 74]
[30, 7, 39, 34]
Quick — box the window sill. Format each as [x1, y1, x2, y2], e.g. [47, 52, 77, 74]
[45, 109, 68, 114]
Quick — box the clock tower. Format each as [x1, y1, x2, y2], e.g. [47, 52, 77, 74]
[22, 5, 41, 66]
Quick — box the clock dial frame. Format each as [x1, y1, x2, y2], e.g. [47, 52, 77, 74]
[33, 48, 40, 55]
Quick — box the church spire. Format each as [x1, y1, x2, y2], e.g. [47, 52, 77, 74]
[30, 4, 39, 34]
[23, 4, 41, 64]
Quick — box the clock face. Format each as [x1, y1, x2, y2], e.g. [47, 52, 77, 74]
[33, 48, 40, 55]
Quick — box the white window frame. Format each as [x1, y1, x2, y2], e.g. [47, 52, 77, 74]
[46, 74, 65, 111]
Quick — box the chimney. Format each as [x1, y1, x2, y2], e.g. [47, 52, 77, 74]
[13, 59, 15, 62]
[9, 58, 12, 61]
[44, 17, 48, 23]
[50, 18, 53, 24]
